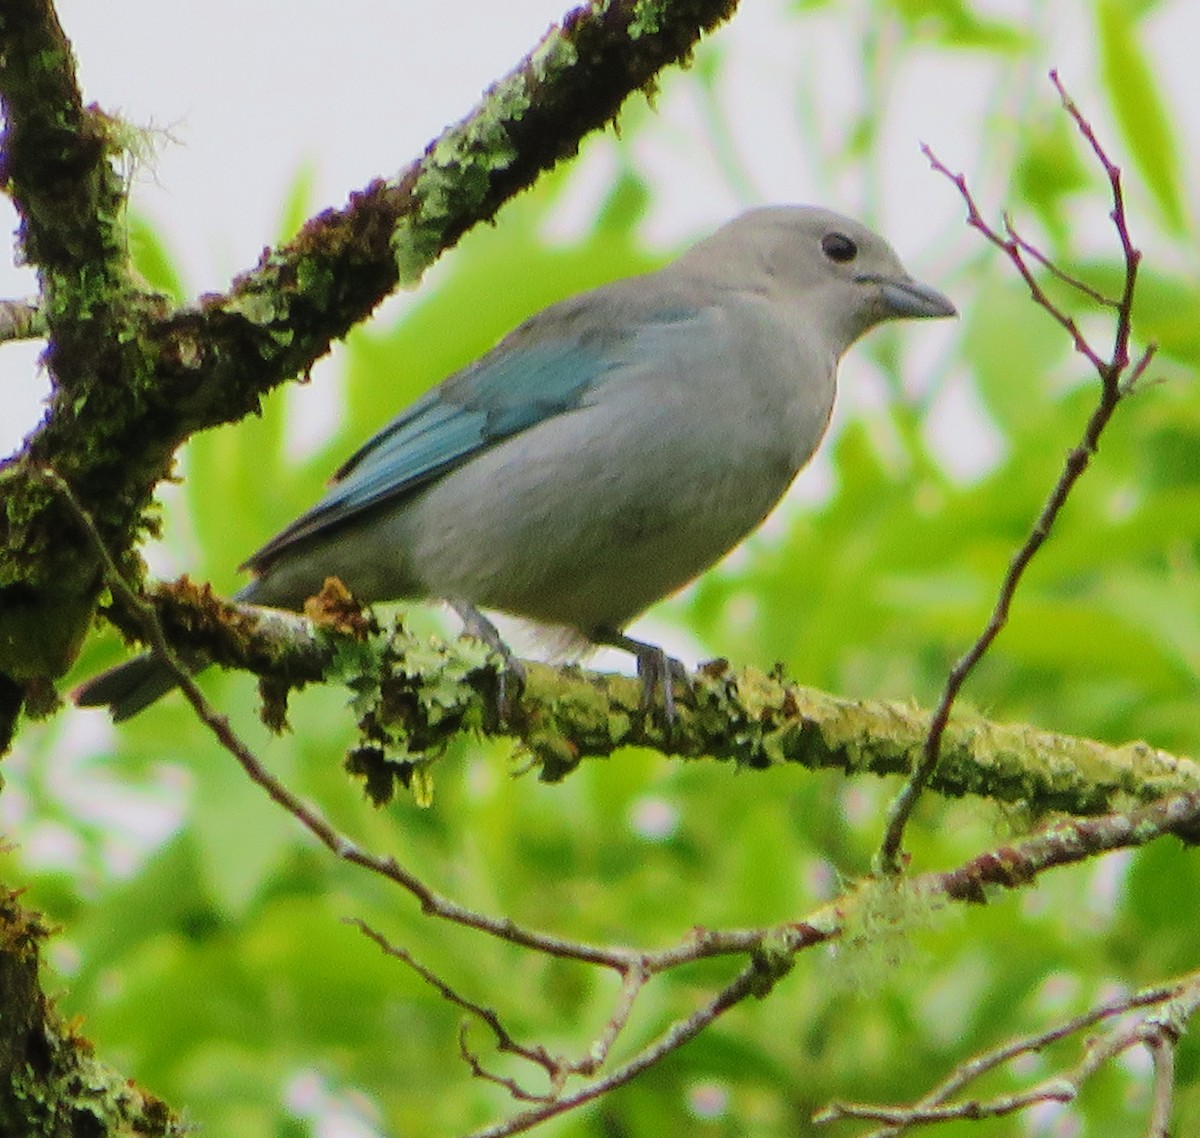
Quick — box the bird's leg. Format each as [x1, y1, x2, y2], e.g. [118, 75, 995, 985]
[593, 627, 690, 723]
[447, 600, 526, 718]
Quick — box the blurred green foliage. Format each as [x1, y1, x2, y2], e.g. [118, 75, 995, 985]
[6, 1, 1200, 1135]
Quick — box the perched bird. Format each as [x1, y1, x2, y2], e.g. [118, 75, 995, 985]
[75, 205, 955, 720]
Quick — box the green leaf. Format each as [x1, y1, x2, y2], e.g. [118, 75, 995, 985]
[276, 161, 318, 245]
[887, 0, 1029, 50]
[1096, 0, 1187, 232]
[190, 706, 297, 916]
[962, 280, 1068, 435]
[128, 212, 186, 303]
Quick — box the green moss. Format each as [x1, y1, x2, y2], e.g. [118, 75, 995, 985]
[226, 287, 282, 327]
[8, 1041, 181, 1137]
[0, 892, 181, 1135]
[388, 46, 545, 284]
[391, 215, 444, 288]
[31, 47, 63, 75]
[629, 0, 668, 39]
[339, 624, 498, 804]
[296, 255, 335, 308]
[833, 876, 949, 994]
[522, 663, 639, 779]
[529, 30, 579, 82]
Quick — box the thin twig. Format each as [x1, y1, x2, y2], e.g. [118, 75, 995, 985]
[456, 769, 1200, 1138]
[46, 451, 1200, 1137]
[572, 964, 649, 1077]
[1005, 222, 1119, 308]
[350, 919, 559, 1101]
[817, 970, 1200, 1133]
[461, 960, 764, 1138]
[877, 77, 1155, 873]
[457, 1022, 550, 1104]
[1145, 1032, 1175, 1138]
[855, 979, 1190, 1137]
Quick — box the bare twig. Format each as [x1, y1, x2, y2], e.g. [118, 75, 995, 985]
[461, 959, 765, 1138]
[1004, 224, 1119, 308]
[443, 794, 1200, 1138]
[816, 970, 1200, 1134]
[877, 76, 1156, 872]
[853, 980, 1186, 1136]
[352, 769, 1200, 1138]
[47, 460, 1200, 1137]
[1145, 1029, 1176, 1138]
[40, 462, 843, 1130]
[350, 919, 559, 1102]
[577, 965, 649, 1076]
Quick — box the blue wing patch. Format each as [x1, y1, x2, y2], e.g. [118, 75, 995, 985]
[242, 321, 661, 571]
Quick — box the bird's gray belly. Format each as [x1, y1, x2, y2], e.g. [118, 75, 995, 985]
[391, 398, 806, 633]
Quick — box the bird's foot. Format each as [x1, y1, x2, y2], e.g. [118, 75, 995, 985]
[448, 600, 526, 721]
[594, 627, 690, 725]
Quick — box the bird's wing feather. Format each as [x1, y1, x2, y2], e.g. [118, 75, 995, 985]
[243, 301, 702, 571]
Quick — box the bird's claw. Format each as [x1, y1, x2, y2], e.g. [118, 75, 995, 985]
[595, 627, 690, 726]
[448, 599, 526, 722]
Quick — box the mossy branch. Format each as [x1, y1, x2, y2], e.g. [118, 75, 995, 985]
[98, 576, 1200, 815]
[0, 886, 183, 1137]
[0, 0, 127, 278]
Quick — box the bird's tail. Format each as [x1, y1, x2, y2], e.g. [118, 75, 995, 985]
[73, 654, 182, 721]
[74, 581, 265, 720]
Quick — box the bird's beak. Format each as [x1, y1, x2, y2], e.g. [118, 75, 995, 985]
[875, 275, 957, 319]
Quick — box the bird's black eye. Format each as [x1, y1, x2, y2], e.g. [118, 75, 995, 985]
[821, 232, 858, 263]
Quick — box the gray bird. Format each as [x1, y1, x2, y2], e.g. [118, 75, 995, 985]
[75, 205, 955, 720]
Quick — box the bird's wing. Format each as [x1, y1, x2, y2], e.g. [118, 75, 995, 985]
[242, 300, 702, 571]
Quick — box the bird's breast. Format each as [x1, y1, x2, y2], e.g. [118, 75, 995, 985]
[397, 301, 838, 632]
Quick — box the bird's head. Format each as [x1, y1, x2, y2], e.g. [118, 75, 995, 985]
[677, 204, 956, 353]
